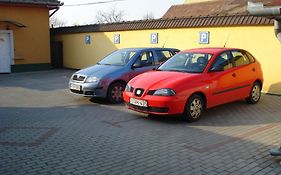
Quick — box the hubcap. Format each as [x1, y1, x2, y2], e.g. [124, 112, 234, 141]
[252, 85, 261, 102]
[190, 98, 202, 119]
[111, 85, 123, 101]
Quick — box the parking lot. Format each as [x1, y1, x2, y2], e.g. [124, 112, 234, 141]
[0, 69, 281, 175]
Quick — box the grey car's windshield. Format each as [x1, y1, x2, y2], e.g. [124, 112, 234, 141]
[158, 52, 213, 73]
[98, 50, 137, 66]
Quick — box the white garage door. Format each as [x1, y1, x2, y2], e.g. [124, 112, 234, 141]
[0, 32, 12, 73]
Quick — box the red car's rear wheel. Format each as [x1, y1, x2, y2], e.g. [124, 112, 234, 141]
[246, 82, 261, 104]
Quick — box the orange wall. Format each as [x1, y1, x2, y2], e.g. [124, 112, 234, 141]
[0, 5, 51, 65]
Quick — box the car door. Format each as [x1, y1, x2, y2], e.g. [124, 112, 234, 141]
[128, 51, 156, 79]
[207, 51, 240, 107]
[230, 50, 256, 98]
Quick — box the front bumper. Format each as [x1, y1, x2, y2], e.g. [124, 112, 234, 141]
[123, 92, 186, 115]
[69, 81, 107, 98]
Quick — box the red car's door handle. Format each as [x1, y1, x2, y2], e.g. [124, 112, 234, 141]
[252, 68, 256, 72]
[232, 73, 236, 77]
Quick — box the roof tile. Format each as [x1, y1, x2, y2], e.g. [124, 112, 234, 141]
[51, 15, 274, 35]
[162, 0, 279, 19]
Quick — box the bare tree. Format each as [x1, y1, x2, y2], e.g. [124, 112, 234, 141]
[143, 12, 155, 20]
[96, 6, 125, 23]
[50, 16, 67, 28]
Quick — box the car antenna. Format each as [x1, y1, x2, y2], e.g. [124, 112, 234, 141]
[162, 37, 169, 48]
[223, 33, 231, 48]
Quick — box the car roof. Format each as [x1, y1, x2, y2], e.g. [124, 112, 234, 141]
[181, 47, 243, 54]
[120, 47, 179, 51]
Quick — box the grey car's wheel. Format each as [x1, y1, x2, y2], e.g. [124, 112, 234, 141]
[107, 82, 125, 103]
[246, 82, 261, 104]
[182, 94, 204, 122]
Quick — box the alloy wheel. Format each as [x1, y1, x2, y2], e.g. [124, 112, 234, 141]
[189, 98, 203, 119]
[111, 85, 123, 101]
[252, 84, 261, 102]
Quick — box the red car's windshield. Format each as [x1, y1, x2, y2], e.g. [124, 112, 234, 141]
[158, 53, 213, 73]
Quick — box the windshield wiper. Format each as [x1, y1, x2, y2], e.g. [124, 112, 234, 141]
[162, 69, 187, 73]
[99, 63, 112, 66]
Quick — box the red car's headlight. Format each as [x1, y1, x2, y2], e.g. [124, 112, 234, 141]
[153, 88, 176, 96]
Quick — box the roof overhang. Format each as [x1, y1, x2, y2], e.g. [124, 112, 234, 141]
[0, 20, 26, 27]
[0, 1, 63, 10]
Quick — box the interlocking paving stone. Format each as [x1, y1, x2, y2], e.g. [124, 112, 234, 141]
[0, 70, 281, 175]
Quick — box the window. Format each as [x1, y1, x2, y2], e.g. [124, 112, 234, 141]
[133, 51, 154, 67]
[245, 52, 255, 63]
[211, 52, 233, 71]
[232, 51, 250, 67]
[155, 50, 174, 63]
[99, 50, 137, 66]
[159, 53, 212, 73]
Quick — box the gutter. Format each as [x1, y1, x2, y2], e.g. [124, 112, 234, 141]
[248, 1, 281, 43]
[49, 2, 64, 17]
[0, 1, 63, 10]
[0, 0, 62, 7]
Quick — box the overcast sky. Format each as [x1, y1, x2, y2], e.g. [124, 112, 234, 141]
[52, 0, 184, 26]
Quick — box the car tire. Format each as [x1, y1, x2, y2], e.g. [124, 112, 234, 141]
[107, 82, 125, 104]
[182, 94, 204, 122]
[246, 82, 261, 104]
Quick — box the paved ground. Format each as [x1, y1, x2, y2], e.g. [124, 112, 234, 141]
[0, 69, 281, 175]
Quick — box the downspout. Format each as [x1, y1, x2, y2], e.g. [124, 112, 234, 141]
[275, 19, 281, 43]
[247, 1, 281, 43]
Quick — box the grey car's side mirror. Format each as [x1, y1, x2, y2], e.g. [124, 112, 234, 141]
[132, 60, 142, 69]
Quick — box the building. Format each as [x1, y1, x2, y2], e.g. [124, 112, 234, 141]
[164, 0, 280, 18]
[0, 0, 62, 73]
[51, 0, 281, 95]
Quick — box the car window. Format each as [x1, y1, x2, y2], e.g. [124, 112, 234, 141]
[159, 52, 212, 73]
[232, 51, 250, 67]
[99, 50, 137, 66]
[155, 50, 174, 64]
[134, 51, 154, 67]
[211, 52, 233, 71]
[245, 52, 255, 63]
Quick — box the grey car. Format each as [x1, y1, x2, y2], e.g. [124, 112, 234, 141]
[69, 48, 179, 103]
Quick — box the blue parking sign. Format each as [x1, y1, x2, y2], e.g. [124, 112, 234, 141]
[199, 32, 210, 44]
[85, 35, 91, 45]
[151, 33, 158, 44]
[114, 34, 120, 44]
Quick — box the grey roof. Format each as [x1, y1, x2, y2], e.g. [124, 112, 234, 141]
[51, 14, 273, 35]
[0, 0, 62, 7]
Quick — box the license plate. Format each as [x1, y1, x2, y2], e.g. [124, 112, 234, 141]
[70, 83, 81, 91]
[130, 98, 148, 107]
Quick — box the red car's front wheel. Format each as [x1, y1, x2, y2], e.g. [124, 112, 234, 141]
[183, 94, 205, 122]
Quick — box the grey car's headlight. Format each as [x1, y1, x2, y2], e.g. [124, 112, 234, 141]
[153, 88, 176, 96]
[86, 77, 100, 83]
[125, 84, 134, 92]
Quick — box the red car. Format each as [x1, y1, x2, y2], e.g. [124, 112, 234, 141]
[123, 48, 263, 122]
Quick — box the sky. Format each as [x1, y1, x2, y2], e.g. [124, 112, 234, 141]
[52, 0, 184, 26]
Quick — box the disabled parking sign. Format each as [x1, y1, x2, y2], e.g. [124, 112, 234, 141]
[199, 32, 210, 44]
